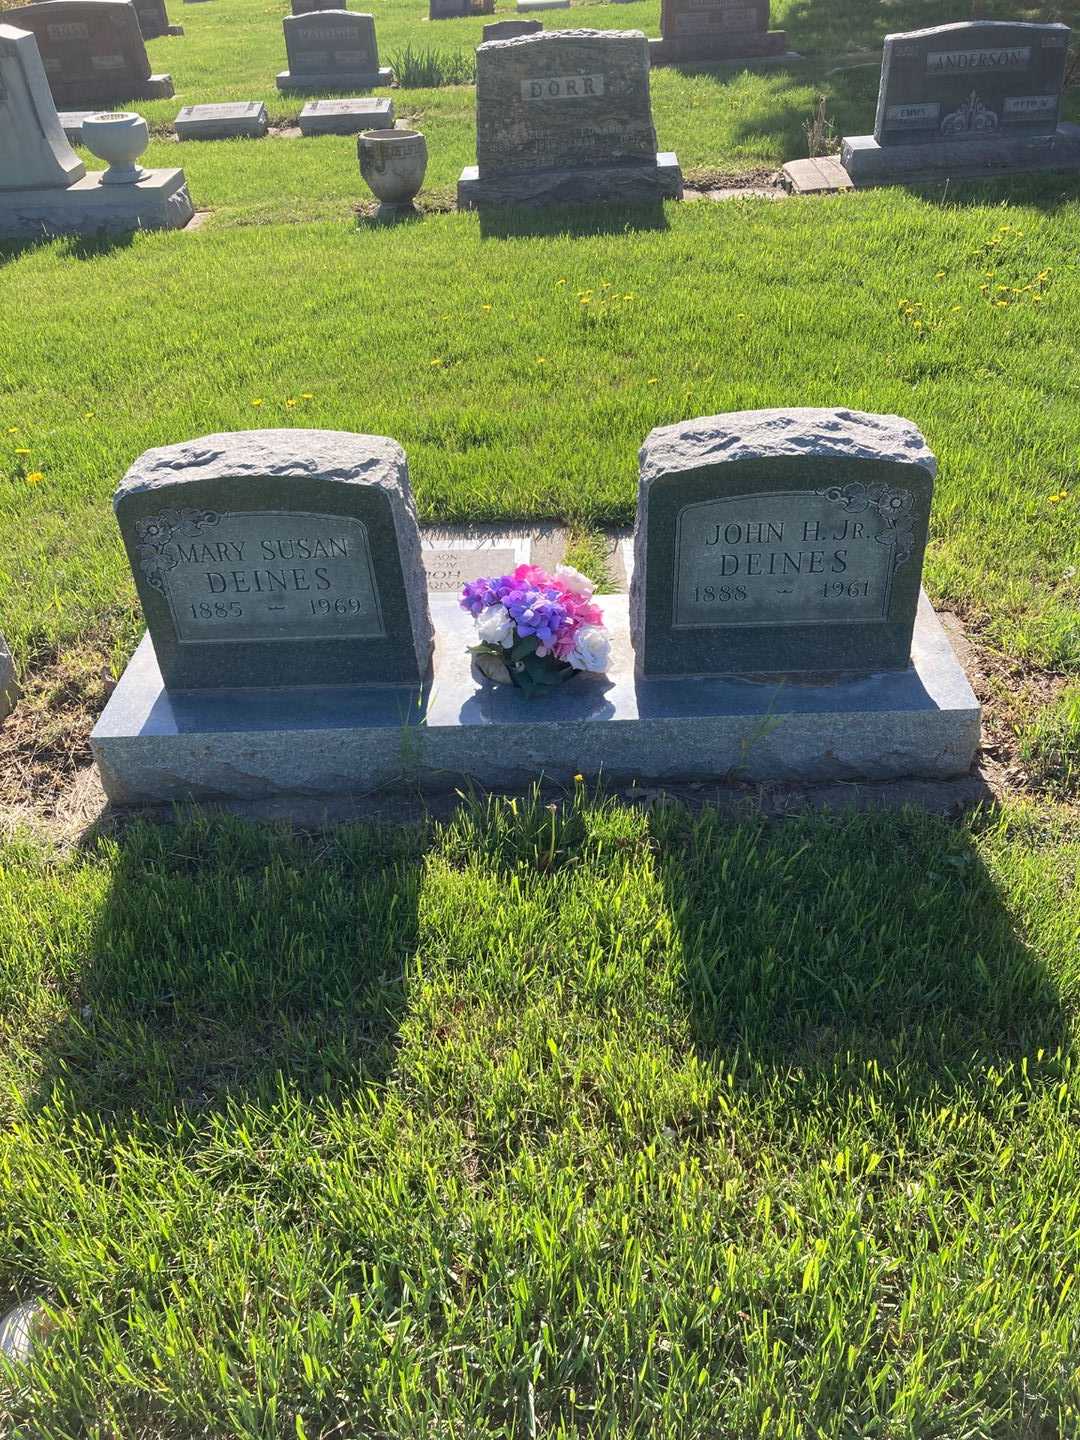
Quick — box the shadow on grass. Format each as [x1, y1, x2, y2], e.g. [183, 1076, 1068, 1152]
[650, 804, 1066, 1115]
[477, 200, 669, 240]
[0, 230, 138, 268]
[781, 0, 1080, 56]
[29, 813, 427, 1131]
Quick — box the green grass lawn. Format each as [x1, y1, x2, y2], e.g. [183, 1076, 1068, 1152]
[0, 0, 1079, 1432]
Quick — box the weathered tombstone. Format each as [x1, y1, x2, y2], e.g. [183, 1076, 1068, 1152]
[631, 408, 939, 676]
[4, 0, 173, 106]
[298, 95, 393, 135]
[130, 0, 181, 42]
[276, 11, 392, 92]
[458, 30, 682, 207]
[482, 17, 540, 42]
[0, 634, 16, 722]
[651, 0, 787, 66]
[841, 21, 1080, 186]
[292, 0, 339, 15]
[430, 0, 495, 19]
[517, 0, 567, 11]
[175, 101, 268, 139]
[111, 431, 433, 690]
[0, 23, 192, 237]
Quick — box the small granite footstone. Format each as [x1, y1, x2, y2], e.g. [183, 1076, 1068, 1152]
[0, 634, 16, 722]
[482, 18, 540, 41]
[298, 95, 393, 134]
[4, 0, 174, 106]
[175, 101, 268, 139]
[517, 0, 568, 11]
[276, 10, 392, 92]
[651, 0, 786, 66]
[809, 21, 1080, 189]
[631, 408, 937, 677]
[0, 23, 192, 237]
[57, 109, 96, 143]
[458, 29, 682, 208]
[113, 430, 433, 690]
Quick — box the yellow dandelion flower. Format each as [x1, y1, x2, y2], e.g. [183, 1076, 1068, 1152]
[555, 278, 567, 287]
[535, 357, 547, 365]
[250, 398, 264, 407]
[14, 448, 30, 456]
[573, 773, 584, 783]
[623, 293, 634, 301]
[647, 378, 658, 385]
[935, 271, 946, 280]
[300, 392, 314, 400]
[579, 297, 590, 306]
[430, 358, 443, 367]
[83, 411, 95, 421]
[481, 304, 492, 312]
[5, 427, 16, 435]
[285, 399, 297, 408]
[950, 305, 962, 312]
[26, 471, 44, 484]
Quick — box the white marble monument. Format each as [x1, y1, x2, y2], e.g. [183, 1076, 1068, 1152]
[0, 24, 194, 239]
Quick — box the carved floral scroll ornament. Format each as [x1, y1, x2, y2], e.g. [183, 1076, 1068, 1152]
[134, 509, 221, 593]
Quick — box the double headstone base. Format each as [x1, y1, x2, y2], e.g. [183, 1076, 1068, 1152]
[276, 66, 392, 92]
[785, 124, 1080, 192]
[648, 30, 789, 65]
[457, 153, 683, 209]
[91, 592, 979, 806]
[0, 168, 194, 240]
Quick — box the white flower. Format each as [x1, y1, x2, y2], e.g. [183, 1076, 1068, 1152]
[567, 624, 610, 674]
[554, 564, 594, 598]
[476, 603, 514, 648]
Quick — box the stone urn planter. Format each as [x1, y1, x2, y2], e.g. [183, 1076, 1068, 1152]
[358, 128, 427, 217]
[81, 112, 150, 185]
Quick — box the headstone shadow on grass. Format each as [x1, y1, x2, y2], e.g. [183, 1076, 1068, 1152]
[27, 815, 427, 1131]
[652, 804, 1067, 1117]
[477, 199, 669, 240]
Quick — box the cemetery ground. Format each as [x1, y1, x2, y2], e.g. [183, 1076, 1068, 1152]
[1, 0, 1080, 1432]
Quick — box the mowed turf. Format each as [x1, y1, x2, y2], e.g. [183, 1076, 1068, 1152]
[0, 798, 1079, 1437]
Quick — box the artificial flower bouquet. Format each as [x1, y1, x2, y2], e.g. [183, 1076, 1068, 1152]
[460, 564, 611, 695]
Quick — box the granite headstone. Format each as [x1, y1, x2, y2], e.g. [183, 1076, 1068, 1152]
[631, 408, 937, 676]
[0, 633, 16, 722]
[130, 0, 178, 41]
[175, 101, 268, 139]
[298, 95, 393, 134]
[277, 11, 391, 92]
[0, 23, 191, 237]
[652, 0, 786, 65]
[841, 21, 1080, 184]
[292, 0, 340, 14]
[4, 0, 173, 106]
[113, 431, 433, 689]
[458, 29, 682, 207]
[482, 17, 540, 42]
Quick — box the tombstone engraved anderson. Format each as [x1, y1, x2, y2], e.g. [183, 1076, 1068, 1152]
[4, 0, 173, 106]
[631, 408, 937, 676]
[114, 431, 432, 688]
[840, 20, 1079, 185]
[458, 29, 681, 207]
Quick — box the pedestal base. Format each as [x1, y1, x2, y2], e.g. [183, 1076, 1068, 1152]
[0, 168, 194, 239]
[649, 30, 789, 65]
[839, 124, 1080, 187]
[276, 66, 393, 92]
[458, 153, 683, 209]
[91, 592, 980, 806]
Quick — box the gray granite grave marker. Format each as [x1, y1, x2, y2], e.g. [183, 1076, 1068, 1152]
[652, 0, 786, 66]
[5, 0, 173, 106]
[0, 634, 16, 722]
[113, 430, 433, 689]
[175, 100, 268, 139]
[839, 21, 1080, 185]
[631, 408, 937, 676]
[458, 29, 681, 207]
[130, 0, 179, 42]
[1, 23, 192, 237]
[292, 0, 339, 14]
[298, 95, 393, 134]
[482, 18, 540, 42]
[277, 10, 391, 92]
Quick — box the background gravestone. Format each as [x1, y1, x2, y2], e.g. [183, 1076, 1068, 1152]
[5, 0, 173, 106]
[840, 21, 1079, 185]
[631, 408, 937, 677]
[652, 0, 786, 66]
[0, 634, 16, 722]
[458, 29, 682, 207]
[114, 431, 433, 689]
[130, 0, 178, 41]
[291, 0, 340, 14]
[482, 18, 540, 42]
[277, 11, 391, 92]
